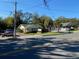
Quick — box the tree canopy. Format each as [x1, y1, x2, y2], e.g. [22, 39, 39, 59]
[32, 15, 53, 32]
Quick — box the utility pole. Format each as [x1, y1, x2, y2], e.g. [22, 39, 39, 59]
[13, 0, 17, 38]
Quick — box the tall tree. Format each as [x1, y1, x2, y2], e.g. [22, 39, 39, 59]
[32, 15, 53, 32]
[54, 16, 65, 32]
[32, 13, 40, 24]
[0, 17, 5, 29]
[4, 17, 14, 29]
[15, 11, 24, 26]
[15, 11, 33, 26]
[22, 12, 32, 24]
[40, 16, 53, 30]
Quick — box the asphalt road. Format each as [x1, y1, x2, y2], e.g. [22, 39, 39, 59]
[0, 32, 79, 59]
[0, 31, 79, 40]
[54, 31, 79, 41]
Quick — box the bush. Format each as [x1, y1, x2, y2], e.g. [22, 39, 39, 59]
[17, 29, 23, 33]
[42, 29, 49, 33]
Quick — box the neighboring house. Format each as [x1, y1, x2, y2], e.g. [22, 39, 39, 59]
[18, 24, 42, 33]
[60, 22, 72, 32]
[61, 22, 72, 28]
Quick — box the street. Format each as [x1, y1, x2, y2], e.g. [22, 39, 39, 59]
[0, 32, 79, 59]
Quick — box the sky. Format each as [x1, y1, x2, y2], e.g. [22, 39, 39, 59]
[0, 0, 79, 19]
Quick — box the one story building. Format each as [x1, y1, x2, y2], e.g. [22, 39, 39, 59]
[60, 22, 74, 32]
[18, 24, 43, 33]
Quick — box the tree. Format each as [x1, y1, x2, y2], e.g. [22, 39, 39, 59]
[54, 16, 64, 32]
[32, 15, 53, 32]
[14, 11, 33, 26]
[54, 16, 79, 32]
[40, 16, 53, 29]
[43, 0, 48, 7]
[69, 18, 79, 29]
[15, 11, 24, 27]
[4, 17, 14, 29]
[22, 12, 32, 24]
[0, 17, 5, 30]
[32, 13, 40, 24]
[16, 0, 48, 26]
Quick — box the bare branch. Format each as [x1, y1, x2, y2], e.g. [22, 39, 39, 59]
[43, 0, 48, 7]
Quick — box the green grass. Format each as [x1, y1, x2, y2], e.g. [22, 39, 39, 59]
[42, 32, 61, 36]
[24, 32, 61, 36]
[70, 30, 79, 32]
[23, 30, 79, 36]
[26, 33, 37, 35]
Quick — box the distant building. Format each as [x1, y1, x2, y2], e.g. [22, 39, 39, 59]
[60, 22, 73, 32]
[18, 24, 42, 33]
[61, 22, 72, 28]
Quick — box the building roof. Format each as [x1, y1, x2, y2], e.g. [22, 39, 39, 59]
[61, 22, 72, 27]
[19, 24, 43, 29]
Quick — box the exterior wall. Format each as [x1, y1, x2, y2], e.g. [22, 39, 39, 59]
[19, 25, 26, 33]
[26, 28, 38, 32]
[19, 25, 25, 30]
[60, 28, 69, 32]
[18, 24, 42, 33]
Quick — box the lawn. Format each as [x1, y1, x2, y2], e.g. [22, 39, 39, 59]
[25, 32, 61, 36]
[42, 32, 61, 36]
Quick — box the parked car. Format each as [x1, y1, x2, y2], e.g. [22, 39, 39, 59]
[0, 30, 4, 35]
[2, 29, 14, 37]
